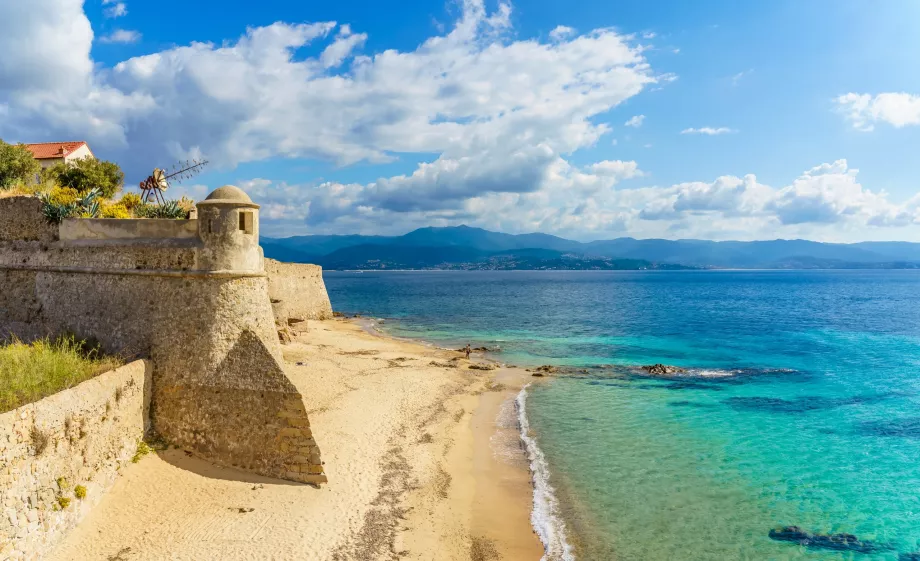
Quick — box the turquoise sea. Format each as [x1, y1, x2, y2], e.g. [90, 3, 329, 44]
[324, 270, 920, 560]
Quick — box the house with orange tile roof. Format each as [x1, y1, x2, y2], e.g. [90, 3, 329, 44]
[22, 141, 94, 169]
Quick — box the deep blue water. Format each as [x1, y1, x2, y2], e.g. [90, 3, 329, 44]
[324, 270, 920, 560]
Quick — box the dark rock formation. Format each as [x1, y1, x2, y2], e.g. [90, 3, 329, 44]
[768, 526, 891, 554]
[641, 364, 687, 376]
[429, 361, 456, 368]
[468, 363, 496, 371]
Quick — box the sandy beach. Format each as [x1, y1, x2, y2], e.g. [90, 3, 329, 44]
[47, 319, 543, 561]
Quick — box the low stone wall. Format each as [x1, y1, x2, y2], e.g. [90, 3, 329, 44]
[265, 259, 334, 327]
[59, 218, 198, 241]
[0, 360, 151, 561]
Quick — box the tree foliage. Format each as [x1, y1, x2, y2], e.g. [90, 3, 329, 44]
[43, 157, 125, 199]
[0, 139, 41, 189]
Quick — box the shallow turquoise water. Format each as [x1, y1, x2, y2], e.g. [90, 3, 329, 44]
[325, 270, 920, 560]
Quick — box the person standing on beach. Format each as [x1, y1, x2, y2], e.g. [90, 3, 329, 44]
[464, 344, 471, 359]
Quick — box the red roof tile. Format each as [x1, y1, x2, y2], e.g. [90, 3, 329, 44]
[22, 141, 89, 160]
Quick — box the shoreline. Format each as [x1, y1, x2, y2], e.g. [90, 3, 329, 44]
[358, 315, 574, 560]
[48, 317, 547, 560]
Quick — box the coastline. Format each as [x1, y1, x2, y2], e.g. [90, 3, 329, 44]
[48, 318, 546, 560]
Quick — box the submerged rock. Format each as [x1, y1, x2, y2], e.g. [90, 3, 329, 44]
[641, 364, 687, 376]
[768, 526, 891, 554]
[530, 365, 559, 377]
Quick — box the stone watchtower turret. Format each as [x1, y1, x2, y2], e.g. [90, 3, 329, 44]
[196, 185, 263, 272]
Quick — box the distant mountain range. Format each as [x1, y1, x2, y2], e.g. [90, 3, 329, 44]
[261, 225, 920, 270]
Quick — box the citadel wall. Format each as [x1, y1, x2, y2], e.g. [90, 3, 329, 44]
[0, 188, 328, 487]
[265, 258, 334, 328]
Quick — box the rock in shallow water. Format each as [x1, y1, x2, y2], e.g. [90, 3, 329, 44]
[640, 364, 687, 376]
[768, 526, 891, 554]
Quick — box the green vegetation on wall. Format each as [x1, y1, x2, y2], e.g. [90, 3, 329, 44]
[0, 142, 197, 221]
[42, 157, 125, 199]
[0, 337, 123, 413]
[0, 139, 41, 189]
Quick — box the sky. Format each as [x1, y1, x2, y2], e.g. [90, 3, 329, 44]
[1, 0, 919, 241]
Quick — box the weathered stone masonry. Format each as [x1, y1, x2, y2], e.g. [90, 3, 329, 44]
[0, 361, 151, 561]
[0, 186, 328, 486]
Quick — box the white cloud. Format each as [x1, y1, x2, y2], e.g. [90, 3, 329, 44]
[0, 0, 663, 188]
[641, 31, 656, 39]
[104, 2, 127, 17]
[835, 92, 920, 132]
[730, 69, 752, 86]
[8, 0, 919, 242]
[0, 0, 94, 95]
[633, 159, 914, 236]
[681, 127, 734, 135]
[625, 114, 645, 128]
[548, 25, 575, 41]
[99, 29, 141, 43]
[319, 24, 367, 68]
[171, 157, 920, 242]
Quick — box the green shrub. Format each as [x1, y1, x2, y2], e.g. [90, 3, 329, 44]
[0, 140, 41, 189]
[74, 485, 87, 500]
[119, 192, 142, 210]
[177, 196, 196, 215]
[42, 158, 124, 199]
[134, 200, 187, 219]
[48, 186, 79, 206]
[0, 336, 122, 413]
[56, 496, 71, 509]
[100, 201, 131, 219]
[40, 188, 101, 223]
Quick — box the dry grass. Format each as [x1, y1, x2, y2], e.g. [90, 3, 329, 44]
[0, 337, 122, 413]
[0, 179, 55, 199]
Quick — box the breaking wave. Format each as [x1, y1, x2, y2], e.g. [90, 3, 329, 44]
[516, 385, 576, 561]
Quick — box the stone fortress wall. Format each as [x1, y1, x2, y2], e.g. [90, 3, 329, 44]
[0, 187, 331, 487]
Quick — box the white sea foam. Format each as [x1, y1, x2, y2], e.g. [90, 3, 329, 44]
[693, 369, 738, 378]
[515, 385, 576, 561]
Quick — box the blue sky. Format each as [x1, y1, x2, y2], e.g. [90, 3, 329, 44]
[2, 0, 919, 241]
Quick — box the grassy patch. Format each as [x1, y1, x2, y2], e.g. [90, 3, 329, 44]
[0, 337, 123, 413]
[132, 440, 152, 463]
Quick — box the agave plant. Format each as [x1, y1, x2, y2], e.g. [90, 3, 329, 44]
[154, 200, 187, 219]
[40, 195, 78, 223]
[80, 189, 101, 218]
[40, 187, 102, 223]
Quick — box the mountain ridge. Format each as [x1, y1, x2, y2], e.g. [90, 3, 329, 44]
[262, 225, 920, 270]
